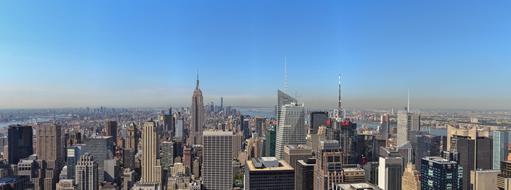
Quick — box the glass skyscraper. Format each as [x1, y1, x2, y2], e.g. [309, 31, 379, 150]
[493, 130, 509, 170]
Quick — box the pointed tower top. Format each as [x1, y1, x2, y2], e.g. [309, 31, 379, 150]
[196, 69, 200, 89]
[407, 89, 410, 113]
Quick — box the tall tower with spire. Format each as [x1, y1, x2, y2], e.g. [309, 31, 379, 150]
[337, 74, 343, 120]
[191, 71, 205, 145]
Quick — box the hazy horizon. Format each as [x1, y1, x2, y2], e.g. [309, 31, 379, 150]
[1, 1, 510, 110]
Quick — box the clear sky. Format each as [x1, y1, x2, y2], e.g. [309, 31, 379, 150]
[1, 1, 510, 110]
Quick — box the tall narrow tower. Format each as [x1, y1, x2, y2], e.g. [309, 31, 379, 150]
[140, 121, 162, 185]
[191, 72, 205, 145]
[338, 74, 343, 120]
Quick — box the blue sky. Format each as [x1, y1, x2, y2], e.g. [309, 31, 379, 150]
[1, 1, 510, 109]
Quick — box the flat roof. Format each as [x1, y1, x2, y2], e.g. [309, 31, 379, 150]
[203, 130, 233, 136]
[247, 159, 294, 172]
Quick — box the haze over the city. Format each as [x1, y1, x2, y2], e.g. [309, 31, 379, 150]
[1, 1, 510, 109]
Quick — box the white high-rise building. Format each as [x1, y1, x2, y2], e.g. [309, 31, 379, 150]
[378, 155, 403, 190]
[275, 103, 306, 159]
[397, 111, 420, 146]
[75, 153, 98, 190]
[202, 130, 233, 190]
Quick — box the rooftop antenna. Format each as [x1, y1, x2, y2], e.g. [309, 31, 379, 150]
[407, 89, 410, 113]
[284, 56, 288, 92]
[196, 69, 200, 89]
[338, 74, 343, 120]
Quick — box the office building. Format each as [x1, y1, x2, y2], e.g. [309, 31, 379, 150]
[83, 136, 114, 182]
[263, 126, 276, 157]
[75, 153, 99, 190]
[105, 121, 117, 142]
[190, 76, 205, 145]
[140, 121, 162, 186]
[378, 151, 403, 190]
[161, 141, 174, 171]
[310, 112, 329, 135]
[420, 156, 462, 190]
[397, 110, 420, 146]
[175, 119, 183, 141]
[314, 140, 343, 190]
[7, 125, 33, 165]
[415, 133, 441, 170]
[296, 158, 315, 190]
[36, 122, 63, 190]
[497, 160, 511, 190]
[470, 169, 498, 190]
[380, 113, 390, 140]
[276, 103, 306, 159]
[339, 119, 358, 164]
[202, 130, 233, 190]
[494, 130, 509, 170]
[245, 157, 294, 190]
[283, 144, 312, 170]
[125, 123, 138, 150]
[342, 167, 366, 183]
[66, 145, 82, 179]
[255, 117, 265, 137]
[450, 135, 493, 190]
[277, 90, 297, 123]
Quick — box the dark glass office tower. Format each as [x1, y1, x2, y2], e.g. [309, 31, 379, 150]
[421, 156, 462, 190]
[7, 125, 33, 165]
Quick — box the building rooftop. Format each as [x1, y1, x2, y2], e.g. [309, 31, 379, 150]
[337, 183, 381, 190]
[203, 130, 233, 136]
[247, 157, 293, 171]
[423, 156, 457, 165]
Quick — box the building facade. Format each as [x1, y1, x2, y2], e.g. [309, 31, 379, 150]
[202, 130, 233, 190]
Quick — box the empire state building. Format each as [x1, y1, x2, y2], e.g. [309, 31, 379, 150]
[190, 76, 205, 145]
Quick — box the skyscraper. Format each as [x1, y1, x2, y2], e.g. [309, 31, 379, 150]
[161, 141, 174, 171]
[415, 133, 441, 170]
[378, 148, 403, 190]
[36, 122, 64, 190]
[277, 90, 297, 122]
[283, 144, 313, 170]
[494, 130, 509, 170]
[105, 120, 117, 142]
[263, 125, 276, 157]
[75, 153, 99, 190]
[140, 121, 162, 186]
[310, 112, 329, 135]
[202, 130, 233, 190]
[380, 113, 390, 140]
[314, 140, 343, 190]
[450, 135, 493, 190]
[191, 75, 205, 145]
[397, 110, 420, 146]
[83, 136, 114, 182]
[125, 123, 138, 150]
[296, 158, 315, 190]
[245, 157, 295, 190]
[66, 145, 82, 179]
[421, 156, 462, 190]
[7, 125, 33, 165]
[275, 103, 306, 159]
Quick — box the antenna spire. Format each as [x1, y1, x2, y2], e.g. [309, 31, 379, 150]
[407, 89, 410, 113]
[284, 56, 288, 92]
[196, 69, 200, 89]
[338, 74, 343, 120]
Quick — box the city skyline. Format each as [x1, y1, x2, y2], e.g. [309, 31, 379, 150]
[1, 1, 511, 110]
